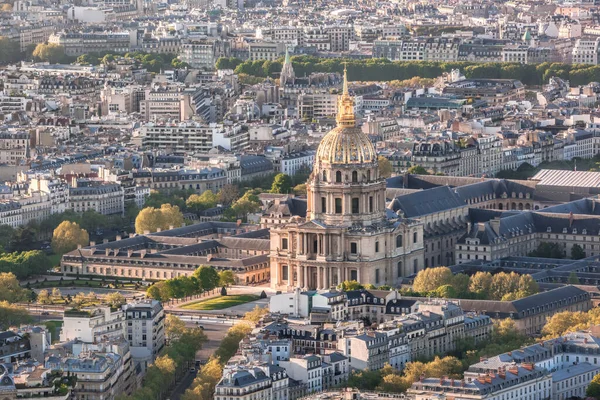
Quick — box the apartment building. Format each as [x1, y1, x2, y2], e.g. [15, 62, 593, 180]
[48, 30, 136, 56]
[179, 39, 229, 69]
[69, 180, 124, 216]
[46, 340, 135, 400]
[0, 131, 29, 165]
[140, 121, 249, 153]
[248, 41, 284, 61]
[123, 300, 165, 371]
[337, 331, 388, 371]
[279, 355, 323, 393]
[408, 365, 552, 400]
[280, 151, 314, 176]
[60, 307, 126, 343]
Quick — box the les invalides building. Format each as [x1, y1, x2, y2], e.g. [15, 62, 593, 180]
[268, 69, 424, 291]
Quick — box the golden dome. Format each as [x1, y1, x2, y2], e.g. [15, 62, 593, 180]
[315, 66, 377, 165]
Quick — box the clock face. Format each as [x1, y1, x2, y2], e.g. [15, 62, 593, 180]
[1, 377, 10, 385]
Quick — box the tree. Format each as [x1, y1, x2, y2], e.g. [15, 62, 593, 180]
[32, 43, 66, 63]
[0, 301, 30, 329]
[244, 305, 268, 323]
[0, 37, 22, 65]
[407, 165, 429, 175]
[412, 267, 454, 293]
[0, 272, 29, 303]
[435, 284, 457, 298]
[220, 286, 227, 296]
[489, 272, 520, 300]
[0, 4, 12, 11]
[270, 173, 293, 194]
[194, 266, 220, 292]
[338, 280, 363, 291]
[52, 221, 89, 254]
[469, 271, 493, 298]
[517, 275, 539, 298]
[571, 243, 586, 260]
[587, 373, 600, 399]
[293, 184, 307, 196]
[214, 323, 252, 361]
[135, 204, 184, 234]
[528, 242, 564, 259]
[165, 314, 186, 343]
[37, 289, 50, 304]
[51, 287, 61, 300]
[104, 292, 126, 308]
[186, 191, 218, 213]
[0, 225, 15, 252]
[541, 310, 593, 338]
[451, 273, 470, 297]
[568, 271, 581, 284]
[183, 357, 224, 400]
[9, 227, 37, 252]
[218, 270, 236, 287]
[217, 185, 239, 206]
[378, 156, 393, 178]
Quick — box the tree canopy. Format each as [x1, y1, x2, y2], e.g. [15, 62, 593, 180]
[270, 173, 293, 194]
[378, 156, 393, 178]
[52, 221, 89, 254]
[135, 204, 184, 234]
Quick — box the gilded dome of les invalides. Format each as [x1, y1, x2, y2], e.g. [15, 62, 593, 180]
[314, 67, 377, 166]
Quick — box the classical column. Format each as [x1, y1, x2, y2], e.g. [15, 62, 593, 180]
[303, 266, 308, 289]
[316, 266, 321, 290]
[337, 266, 341, 286]
[274, 263, 279, 286]
[297, 265, 302, 287]
[296, 232, 302, 255]
[288, 264, 292, 286]
[326, 267, 331, 288]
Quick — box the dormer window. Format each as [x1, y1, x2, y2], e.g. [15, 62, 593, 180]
[547, 227, 551, 233]
[583, 229, 587, 235]
[573, 229, 578, 234]
[563, 228, 568, 233]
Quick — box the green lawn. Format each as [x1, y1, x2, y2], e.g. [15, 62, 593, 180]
[181, 295, 260, 311]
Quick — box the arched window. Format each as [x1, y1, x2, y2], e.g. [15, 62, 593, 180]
[336, 171, 342, 183]
[396, 235, 403, 248]
[322, 171, 327, 182]
[397, 261, 403, 277]
[367, 170, 371, 181]
[352, 171, 358, 182]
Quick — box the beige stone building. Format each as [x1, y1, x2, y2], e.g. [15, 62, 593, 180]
[269, 69, 424, 290]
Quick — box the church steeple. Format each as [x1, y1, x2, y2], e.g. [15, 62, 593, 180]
[280, 47, 295, 87]
[336, 65, 355, 128]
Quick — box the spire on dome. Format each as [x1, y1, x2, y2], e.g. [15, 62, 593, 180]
[336, 63, 355, 127]
[343, 63, 348, 95]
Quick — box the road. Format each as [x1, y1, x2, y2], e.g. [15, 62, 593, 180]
[192, 321, 229, 362]
[165, 321, 229, 400]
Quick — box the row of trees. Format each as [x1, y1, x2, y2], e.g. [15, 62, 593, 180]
[220, 56, 600, 87]
[528, 241, 587, 260]
[76, 51, 190, 73]
[118, 315, 208, 400]
[411, 268, 539, 301]
[0, 251, 54, 280]
[145, 266, 235, 302]
[0, 273, 33, 329]
[346, 319, 530, 393]
[541, 308, 600, 338]
[182, 306, 268, 400]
